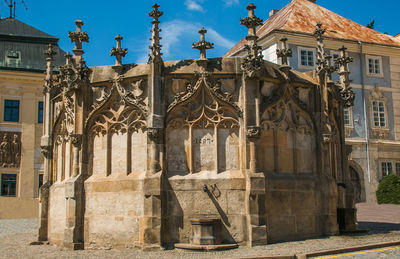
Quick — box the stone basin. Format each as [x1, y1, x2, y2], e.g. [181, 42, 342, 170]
[174, 217, 238, 251]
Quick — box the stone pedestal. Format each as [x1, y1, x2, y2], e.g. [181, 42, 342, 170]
[190, 218, 220, 245]
[175, 218, 238, 251]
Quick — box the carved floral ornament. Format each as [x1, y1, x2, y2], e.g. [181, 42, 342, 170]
[89, 93, 146, 136]
[261, 98, 314, 135]
[167, 76, 240, 130]
[168, 76, 241, 116]
[84, 77, 148, 133]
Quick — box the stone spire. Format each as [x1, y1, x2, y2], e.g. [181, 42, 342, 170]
[192, 27, 214, 61]
[314, 22, 326, 75]
[314, 23, 337, 79]
[276, 37, 292, 74]
[68, 19, 89, 63]
[148, 3, 163, 63]
[43, 44, 56, 94]
[240, 3, 263, 77]
[335, 46, 355, 107]
[110, 34, 128, 69]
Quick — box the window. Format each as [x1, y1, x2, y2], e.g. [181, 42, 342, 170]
[1, 174, 17, 196]
[344, 107, 352, 126]
[331, 51, 340, 70]
[372, 100, 386, 127]
[382, 162, 392, 177]
[366, 55, 382, 76]
[5, 50, 21, 68]
[38, 173, 44, 190]
[396, 163, 400, 176]
[298, 47, 315, 68]
[38, 101, 44, 123]
[4, 100, 19, 122]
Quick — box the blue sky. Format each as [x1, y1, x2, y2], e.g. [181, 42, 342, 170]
[5, 0, 399, 67]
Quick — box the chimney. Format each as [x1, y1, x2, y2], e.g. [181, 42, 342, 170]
[308, 0, 316, 3]
[269, 9, 279, 17]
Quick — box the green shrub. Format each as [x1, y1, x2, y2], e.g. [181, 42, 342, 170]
[376, 174, 400, 204]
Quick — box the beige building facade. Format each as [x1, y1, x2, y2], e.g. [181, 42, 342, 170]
[38, 4, 358, 250]
[0, 18, 65, 218]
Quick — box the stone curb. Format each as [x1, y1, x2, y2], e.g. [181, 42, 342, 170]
[227, 241, 400, 259]
[298, 240, 400, 258]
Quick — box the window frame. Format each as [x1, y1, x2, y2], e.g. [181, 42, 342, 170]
[396, 162, 400, 176]
[298, 46, 316, 69]
[1, 173, 17, 197]
[366, 55, 383, 77]
[38, 101, 44, 124]
[330, 50, 341, 70]
[371, 100, 387, 128]
[343, 106, 353, 127]
[5, 50, 21, 68]
[3, 99, 20, 122]
[381, 161, 393, 178]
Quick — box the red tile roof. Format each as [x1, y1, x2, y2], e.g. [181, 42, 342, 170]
[225, 0, 400, 57]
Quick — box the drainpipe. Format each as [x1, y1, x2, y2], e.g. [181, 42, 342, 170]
[358, 41, 371, 182]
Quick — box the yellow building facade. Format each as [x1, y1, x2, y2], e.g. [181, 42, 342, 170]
[0, 18, 64, 218]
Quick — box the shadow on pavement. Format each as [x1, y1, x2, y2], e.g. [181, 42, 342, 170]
[357, 221, 400, 234]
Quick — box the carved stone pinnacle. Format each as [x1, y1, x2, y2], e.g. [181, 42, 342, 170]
[276, 37, 292, 67]
[192, 27, 214, 61]
[148, 4, 163, 63]
[149, 3, 163, 23]
[68, 19, 89, 56]
[110, 34, 128, 67]
[44, 44, 56, 61]
[240, 3, 263, 38]
[65, 52, 73, 65]
[314, 22, 326, 42]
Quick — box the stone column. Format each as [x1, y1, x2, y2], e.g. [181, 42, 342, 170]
[245, 127, 267, 246]
[63, 134, 84, 250]
[38, 44, 56, 242]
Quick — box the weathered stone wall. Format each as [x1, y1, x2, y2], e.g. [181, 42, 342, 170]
[48, 183, 66, 246]
[164, 172, 246, 245]
[264, 175, 329, 243]
[84, 174, 144, 249]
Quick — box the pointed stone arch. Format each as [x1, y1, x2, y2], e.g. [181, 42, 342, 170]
[86, 87, 147, 177]
[166, 76, 241, 174]
[259, 93, 315, 174]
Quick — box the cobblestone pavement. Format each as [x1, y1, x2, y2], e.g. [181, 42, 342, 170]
[1, 203, 400, 259]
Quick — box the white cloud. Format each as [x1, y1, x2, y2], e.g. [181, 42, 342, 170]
[185, 0, 205, 12]
[223, 0, 239, 6]
[160, 19, 235, 60]
[207, 28, 235, 48]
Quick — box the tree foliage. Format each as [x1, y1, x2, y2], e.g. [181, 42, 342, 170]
[376, 174, 400, 204]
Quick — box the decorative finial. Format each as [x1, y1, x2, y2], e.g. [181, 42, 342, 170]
[44, 44, 56, 61]
[276, 37, 292, 68]
[335, 45, 354, 107]
[64, 52, 73, 65]
[68, 19, 89, 60]
[148, 3, 163, 63]
[43, 44, 57, 94]
[240, 3, 263, 77]
[240, 3, 263, 40]
[110, 34, 128, 67]
[192, 27, 214, 61]
[314, 22, 325, 42]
